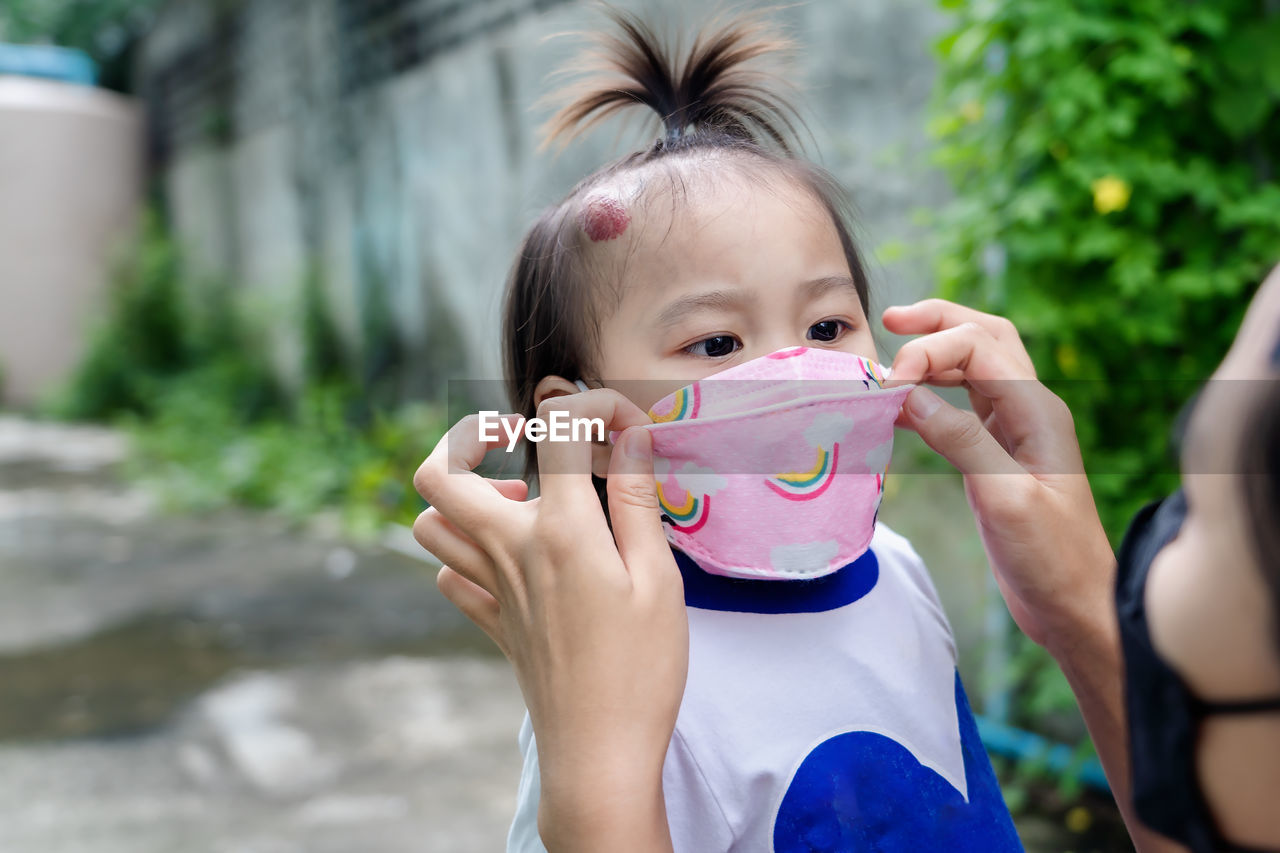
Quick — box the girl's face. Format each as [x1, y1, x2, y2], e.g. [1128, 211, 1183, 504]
[584, 165, 876, 412]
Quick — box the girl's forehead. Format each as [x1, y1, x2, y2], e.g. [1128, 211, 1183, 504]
[579, 162, 826, 256]
[580, 154, 810, 223]
[573, 158, 847, 325]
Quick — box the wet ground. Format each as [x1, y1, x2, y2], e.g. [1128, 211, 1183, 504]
[0, 416, 525, 853]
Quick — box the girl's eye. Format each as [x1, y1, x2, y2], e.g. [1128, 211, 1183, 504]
[807, 320, 848, 343]
[686, 335, 741, 358]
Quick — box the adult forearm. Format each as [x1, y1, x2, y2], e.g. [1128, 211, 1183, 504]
[537, 767, 673, 853]
[1047, 584, 1188, 853]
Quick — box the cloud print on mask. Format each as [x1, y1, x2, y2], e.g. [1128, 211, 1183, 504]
[865, 437, 893, 473]
[805, 411, 857, 448]
[673, 462, 728, 497]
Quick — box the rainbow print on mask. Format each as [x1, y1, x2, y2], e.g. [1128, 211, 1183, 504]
[764, 411, 856, 501]
[649, 383, 701, 422]
[656, 481, 710, 532]
[766, 443, 841, 500]
[654, 457, 722, 534]
[862, 359, 887, 388]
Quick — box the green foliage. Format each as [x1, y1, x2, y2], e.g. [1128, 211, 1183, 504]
[933, 0, 1280, 805]
[47, 211, 284, 423]
[354, 252, 410, 414]
[50, 212, 195, 419]
[120, 379, 443, 537]
[301, 266, 351, 389]
[933, 0, 1280, 541]
[52, 212, 443, 538]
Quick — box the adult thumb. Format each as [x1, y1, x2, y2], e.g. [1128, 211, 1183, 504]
[900, 386, 1022, 477]
[606, 428, 677, 586]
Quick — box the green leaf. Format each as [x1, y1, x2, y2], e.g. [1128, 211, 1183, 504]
[1262, 21, 1280, 96]
[950, 25, 992, 67]
[1220, 27, 1272, 82]
[1209, 86, 1273, 139]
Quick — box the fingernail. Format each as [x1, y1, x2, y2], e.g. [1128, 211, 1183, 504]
[623, 428, 651, 461]
[906, 387, 943, 420]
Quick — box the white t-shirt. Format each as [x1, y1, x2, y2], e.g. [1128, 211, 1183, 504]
[507, 523, 1022, 852]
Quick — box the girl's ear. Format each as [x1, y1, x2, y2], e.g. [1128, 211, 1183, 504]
[533, 375, 613, 479]
[532, 375, 580, 409]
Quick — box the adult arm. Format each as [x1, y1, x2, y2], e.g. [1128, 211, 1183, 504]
[413, 393, 684, 852]
[884, 300, 1186, 853]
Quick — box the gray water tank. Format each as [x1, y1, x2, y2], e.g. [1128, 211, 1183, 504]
[0, 71, 143, 409]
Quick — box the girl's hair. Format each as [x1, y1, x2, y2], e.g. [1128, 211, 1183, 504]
[502, 8, 872, 481]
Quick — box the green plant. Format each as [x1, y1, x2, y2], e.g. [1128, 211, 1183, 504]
[52, 210, 444, 538]
[932, 0, 1280, 805]
[47, 211, 285, 423]
[121, 374, 444, 537]
[301, 264, 351, 388]
[932, 0, 1280, 541]
[48, 212, 196, 420]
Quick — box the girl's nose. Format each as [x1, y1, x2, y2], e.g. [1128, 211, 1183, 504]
[754, 336, 810, 359]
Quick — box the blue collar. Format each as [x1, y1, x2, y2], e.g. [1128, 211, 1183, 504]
[674, 547, 879, 614]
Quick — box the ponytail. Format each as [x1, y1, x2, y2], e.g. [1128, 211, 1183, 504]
[542, 8, 803, 153]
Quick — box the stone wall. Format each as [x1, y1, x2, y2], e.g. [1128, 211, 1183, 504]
[137, 0, 950, 395]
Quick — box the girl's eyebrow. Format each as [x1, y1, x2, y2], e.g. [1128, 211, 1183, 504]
[654, 289, 752, 329]
[800, 275, 859, 300]
[653, 276, 857, 329]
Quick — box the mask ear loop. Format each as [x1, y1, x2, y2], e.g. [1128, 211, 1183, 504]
[573, 379, 615, 446]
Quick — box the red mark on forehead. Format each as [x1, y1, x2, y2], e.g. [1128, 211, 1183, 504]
[580, 196, 630, 242]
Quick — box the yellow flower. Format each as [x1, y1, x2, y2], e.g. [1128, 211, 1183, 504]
[1065, 805, 1093, 834]
[959, 100, 984, 123]
[1056, 343, 1080, 376]
[1091, 175, 1131, 215]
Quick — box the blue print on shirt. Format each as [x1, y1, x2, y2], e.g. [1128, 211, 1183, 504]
[773, 672, 1022, 852]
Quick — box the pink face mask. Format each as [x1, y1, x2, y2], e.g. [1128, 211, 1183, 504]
[637, 347, 912, 580]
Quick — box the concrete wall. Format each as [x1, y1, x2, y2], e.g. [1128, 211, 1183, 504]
[138, 0, 950, 394]
[0, 77, 143, 409]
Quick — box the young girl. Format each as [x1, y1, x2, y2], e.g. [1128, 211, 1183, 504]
[426, 10, 1021, 851]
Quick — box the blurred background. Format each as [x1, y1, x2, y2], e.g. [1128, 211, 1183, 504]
[0, 0, 1276, 850]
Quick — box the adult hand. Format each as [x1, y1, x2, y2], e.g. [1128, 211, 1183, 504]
[883, 301, 1191, 853]
[412, 390, 686, 853]
[883, 300, 1114, 650]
